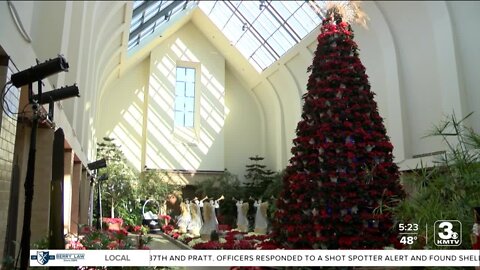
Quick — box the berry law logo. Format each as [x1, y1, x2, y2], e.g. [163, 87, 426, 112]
[434, 220, 462, 246]
[31, 251, 55, 265]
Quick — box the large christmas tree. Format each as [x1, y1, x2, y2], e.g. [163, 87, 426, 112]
[272, 8, 405, 249]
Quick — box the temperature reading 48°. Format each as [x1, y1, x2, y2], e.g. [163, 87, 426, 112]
[400, 235, 418, 245]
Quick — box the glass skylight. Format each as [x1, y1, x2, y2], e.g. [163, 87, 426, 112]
[128, 1, 325, 71]
[128, 0, 196, 51]
[199, 1, 325, 71]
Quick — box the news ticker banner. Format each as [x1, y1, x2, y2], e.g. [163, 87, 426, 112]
[30, 249, 480, 267]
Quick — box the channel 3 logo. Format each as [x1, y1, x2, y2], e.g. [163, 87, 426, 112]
[434, 220, 462, 246]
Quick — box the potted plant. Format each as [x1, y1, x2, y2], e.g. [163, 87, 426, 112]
[102, 217, 123, 231]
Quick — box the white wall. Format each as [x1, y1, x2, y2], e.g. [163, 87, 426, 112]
[0, 1, 133, 166]
[447, 1, 480, 132]
[145, 22, 226, 172]
[97, 58, 149, 171]
[30, 1, 66, 87]
[224, 69, 263, 180]
[0, 1, 85, 162]
[97, 22, 265, 180]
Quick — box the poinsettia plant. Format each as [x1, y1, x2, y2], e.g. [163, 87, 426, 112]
[162, 225, 175, 234]
[70, 225, 151, 250]
[102, 217, 123, 224]
[77, 226, 131, 250]
[172, 230, 280, 250]
[125, 224, 149, 235]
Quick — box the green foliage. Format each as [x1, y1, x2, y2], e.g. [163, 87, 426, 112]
[386, 113, 480, 250]
[194, 170, 243, 199]
[93, 138, 185, 227]
[261, 170, 285, 219]
[1, 256, 14, 270]
[262, 170, 285, 200]
[194, 170, 243, 225]
[244, 155, 275, 199]
[32, 236, 49, 249]
[95, 137, 137, 223]
[137, 169, 179, 203]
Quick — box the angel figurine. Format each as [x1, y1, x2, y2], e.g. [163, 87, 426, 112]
[187, 197, 205, 236]
[199, 195, 223, 240]
[254, 198, 268, 234]
[176, 200, 191, 234]
[234, 197, 249, 232]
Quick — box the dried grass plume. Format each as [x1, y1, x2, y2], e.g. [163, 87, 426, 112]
[325, 1, 370, 29]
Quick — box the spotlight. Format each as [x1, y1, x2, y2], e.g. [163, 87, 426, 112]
[11, 55, 69, 87]
[31, 84, 80, 104]
[87, 158, 107, 170]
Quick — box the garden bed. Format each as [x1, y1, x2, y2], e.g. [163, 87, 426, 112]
[162, 227, 279, 250]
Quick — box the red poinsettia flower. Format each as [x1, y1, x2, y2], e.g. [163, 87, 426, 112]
[107, 241, 119, 250]
[103, 217, 123, 224]
[162, 225, 174, 234]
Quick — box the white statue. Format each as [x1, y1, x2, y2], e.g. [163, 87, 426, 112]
[254, 198, 268, 234]
[187, 197, 205, 236]
[176, 201, 191, 234]
[234, 197, 249, 232]
[199, 195, 223, 240]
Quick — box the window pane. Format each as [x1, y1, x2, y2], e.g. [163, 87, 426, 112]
[256, 13, 279, 38]
[267, 36, 286, 56]
[174, 66, 195, 127]
[185, 82, 195, 97]
[174, 112, 184, 126]
[176, 67, 186, 81]
[287, 16, 308, 37]
[223, 15, 244, 43]
[176, 82, 185, 95]
[199, 1, 215, 14]
[140, 22, 155, 37]
[175, 96, 185, 110]
[185, 97, 194, 112]
[133, 1, 144, 10]
[131, 14, 143, 26]
[279, 1, 301, 14]
[252, 46, 275, 70]
[144, 2, 161, 21]
[269, 28, 295, 55]
[237, 1, 259, 22]
[186, 68, 195, 82]
[185, 112, 194, 127]
[205, 2, 233, 30]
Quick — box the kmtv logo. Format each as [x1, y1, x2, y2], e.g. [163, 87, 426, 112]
[434, 220, 462, 246]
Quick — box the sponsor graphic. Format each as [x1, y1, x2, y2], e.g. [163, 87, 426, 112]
[31, 251, 55, 265]
[30, 251, 85, 265]
[56, 253, 86, 262]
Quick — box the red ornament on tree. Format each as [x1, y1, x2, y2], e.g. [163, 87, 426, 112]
[272, 9, 405, 249]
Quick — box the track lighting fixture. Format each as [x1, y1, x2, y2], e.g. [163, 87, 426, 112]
[11, 55, 69, 87]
